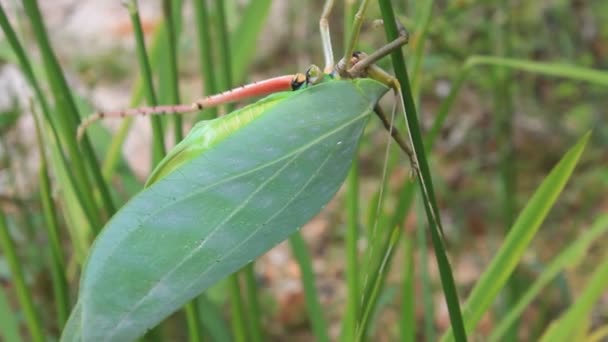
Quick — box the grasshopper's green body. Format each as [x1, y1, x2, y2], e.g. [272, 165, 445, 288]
[146, 77, 386, 187]
[146, 91, 293, 186]
[64, 78, 389, 342]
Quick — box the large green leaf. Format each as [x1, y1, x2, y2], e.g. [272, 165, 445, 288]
[62, 79, 388, 341]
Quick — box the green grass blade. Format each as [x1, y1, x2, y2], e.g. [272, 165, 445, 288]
[464, 56, 608, 86]
[162, 0, 183, 142]
[341, 4, 359, 340]
[0, 210, 45, 342]
[416, 198, 435, 341]
[230, 0, 272, 83]
[377, 1, 467, 340]
[0, 286, 22, 342]
[34, 112, 70, 328]
[125, 0, 166, 165]
[0, 3, 100, 229]
[489, 10, 519, 339]
[193, 0, 219, 119]
[227, 275, 248, 342]
[400, 233, 415, 342]
[183, 302, 203, 342]
[489, 214, 608, 341]
[198, 296, 232, 342]
[342, 164, 360, 341]
[289, 233, 330, 342]
[409, 0, 434, 99]
[356, 225, 401, 341]
[101, 15, 182, 181]
[441, 131, 591, 341]
[243, 263, 265, 342]
[539, 251, 608, 342]
[215, 0, 234, 93]
[22, 0, 115, 221]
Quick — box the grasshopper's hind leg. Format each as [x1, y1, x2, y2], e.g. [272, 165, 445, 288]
[348, 22, 409, 77]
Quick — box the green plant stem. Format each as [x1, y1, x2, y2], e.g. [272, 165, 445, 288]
[0, 3, 102, 233]
[0, 211, 45, 342]
[417, 199, 435, 341]
[400, 233, 415, 342]
[289, 234, 330, 342]
[162, 0, 183, 143]
[342, 164, 360, 341]
[243, 263, 265, 342]
[184, 302, 203, 342]
[33, 111, 69, 328]
[215, 0, 234, 98]
[490, 4, 519, 339]
[193, 0, 219, 119]
[228, 276, 248, 342]
[126, 0, 166, 166]
[23, 0, 116, 220]
[20, 0, 113, 229]
[356, 225, 401, 341]
[341, 3, 359, 340]
[377, 1, 467, 341]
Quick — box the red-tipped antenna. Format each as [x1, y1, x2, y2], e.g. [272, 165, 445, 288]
[77, 75, 298, 140]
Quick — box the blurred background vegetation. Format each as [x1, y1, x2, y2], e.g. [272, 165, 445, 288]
[0, 0, 606, 341]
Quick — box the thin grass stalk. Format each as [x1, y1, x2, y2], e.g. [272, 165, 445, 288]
[162, 0, 183, 143]
[125, 0, 166, 166]
[230, 0, 272, 83]
[213, 1, 259, 338]
[215, 0, 234, 101]
[101, 14, 182, 181]
[0, 4, 102, 232]
[197, 296, 232, 342]
[193, 0, 220, 120]
[400, 233, 415, 342]
[0, 286, 22, 342]
[183, 303, 203, 342]
[33, 110, 70, 328]
[0, 210, 44, 342]
[227, 276, 248, 342]
[19, 0, 109, 229]
[355, 226, 401, 341]
[342, 164, 360, 341]
[490, 4, 519, 339]
[416, 198, 435, 341]
[377, 1, 467, 340]
[243, 263, 265, 342]
[22, 0, 116, 220]
[342, 2, 360, 340]
[409, 0, 434, 100]
[289, 234, 330, 342]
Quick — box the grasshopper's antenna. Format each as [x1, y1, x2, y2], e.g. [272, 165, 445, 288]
[76, 75, 298, 141]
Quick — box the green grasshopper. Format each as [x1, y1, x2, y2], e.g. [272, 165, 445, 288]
[64, 0, 418, 341]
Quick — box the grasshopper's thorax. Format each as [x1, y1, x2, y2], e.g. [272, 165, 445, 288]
[334, 51, 369, 79]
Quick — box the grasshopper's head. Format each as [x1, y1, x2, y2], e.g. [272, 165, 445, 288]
[291, 64, 334, 90]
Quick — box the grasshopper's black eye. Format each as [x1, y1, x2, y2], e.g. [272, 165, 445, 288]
[291, 73, 307, 90]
